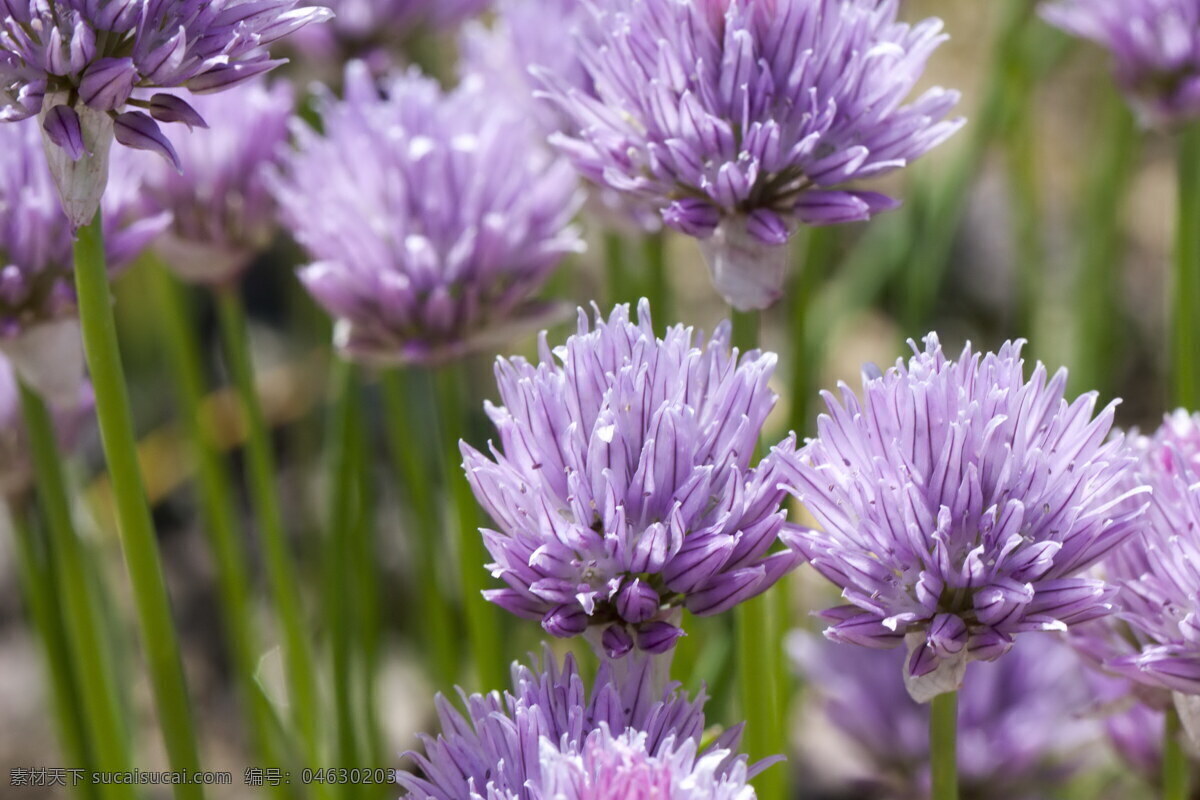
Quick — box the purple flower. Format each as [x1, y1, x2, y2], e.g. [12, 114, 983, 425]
[396, 648, 758, 799]
[0, 119, 169, 402]
[141, 80, 294, 286]
[790, 632, 1100, 798]
[272, 63, 583, 366]
[460, 300, 804, 655]
[0, 352, 93, 501]
[330, 0, 488, 41]
[779, 334, 1147, 701]
[1041, 0, 1200, 127]
[0, 0, 331, 225]
[535, 0, 962, 310]
[1093, 412, 1200, 742]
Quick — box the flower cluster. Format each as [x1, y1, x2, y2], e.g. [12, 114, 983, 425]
[0, 119, 168, 401]
[790, 633, 1098, 798]
[1093, 412, 1200, 740]
[328, 0, 489, 43]
[141, 80, 294, 286]
[397, 649, 757, 800]
[461, 301, 803, 656]
[780, 334, 1147, 701]
[273, 63, 582, 366]
[0, 0, 330, 223]
[537, 0, 962, 310]
[1042, 0, 1200, 127]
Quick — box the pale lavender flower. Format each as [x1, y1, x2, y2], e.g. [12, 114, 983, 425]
[536, 0, 962, 310]
[1042, 0, 1200, 127]
[0, 353, 93, 500]
[790, 633, 1098, 798]
[396, 648, 758, 800]
[460, 300, 804, 655]
[1095, 412, 1200, 742]
[0, 119, 169, 401]
[272, 63, 583, 366]
[779, 334, 1147, 701]
[0, 0, 331, 224]
[141, 80, 294, 286]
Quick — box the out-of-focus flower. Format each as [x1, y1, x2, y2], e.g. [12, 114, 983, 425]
[0, 120, 169, 401]
[460, 300, 804, 656]
[1041, 0, 1200, 127]
[0, 353, 93, 500]
[790, 632, 1099, 798]
[0, 0, 331, 225]
[536, 0, 962, 310]
[273, 63, 583, 366]
[141, 80, 294, 286]
[396, 648, 758, 799]
[779, 334, 1147, 702]
[461, 0, 661, 233]
[1094, 412, 1200, 743]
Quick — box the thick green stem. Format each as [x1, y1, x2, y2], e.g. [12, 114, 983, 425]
[381, 369, 458, 686]
[931, 690, 959, 800]
[214, 287, 320, 764]
[1174, 122, 1200, 409]
[150, 265, 283, 774]
[728, 309, 785, 800]
[643, 232, 670, 325]
[7, 504, 101, 800]
[604, 232, 630, 310]
[1004, 62, 1043, 346]
[1164, 705, 1189, 800]
[434, 364, 506, 692]
[325, 360, 364, 796]
[73, 214, 203, 799]
[1073, 86, 1138, 398]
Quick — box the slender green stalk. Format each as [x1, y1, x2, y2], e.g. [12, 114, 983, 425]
[729, 309, 786, 800]
[787, 228, 835, 438]
[73, 214, 203, 800]
[604, 232, 629, 309]
[1004, 62, 1044, 346]
[930, 691, 959, 800]
[380, 369, 458, 686]
[7, 505, 100, 800]
[325, 360, 363, 796]
[1073, 87, 1138, 398]
[434, 363, 507, 692]
[214, 286, 320, 764]
[150, 265, 282, 774]
[351, 439, 384, 773]
[1174, 121, 1200, 409]
[1164, 705, 1189, 800]
[642, 232, 670, 325]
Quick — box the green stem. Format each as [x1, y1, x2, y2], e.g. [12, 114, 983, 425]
[1004, 62, 1043, 346]
[930, 690, 959, 800]
[642, 232, 670, 325]
[787, 228, 835, 438]
[325, 360, 363, 796]
[73, 214, 203, 800]
[1073, 86, 1138, 398]
[7, 504, 100, 800]
[728, 309, 785, 800]
[604, 232, 629, 310]
[1164, 705, 1189, 800]
[434, 363, 506, 692]
[150, 265, 283, 774]
[380, 369, 458, 686]
[1174, 121, 1200, 409]
[214, 286, 320, 765]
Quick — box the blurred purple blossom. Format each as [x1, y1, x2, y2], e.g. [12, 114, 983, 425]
[0, 0, 331, 224]
[790, 632, 1099, 798]
[273, 63, 583, 366]
[535, 0, 962, 310]
[460, 300, 804, 655]
[396, 648, 758, 799]
[779, 334, 1147, 702]
[0, 119, 169, 401]
[141, 80, 294, 286]
[1042, 0, 1200, 127]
